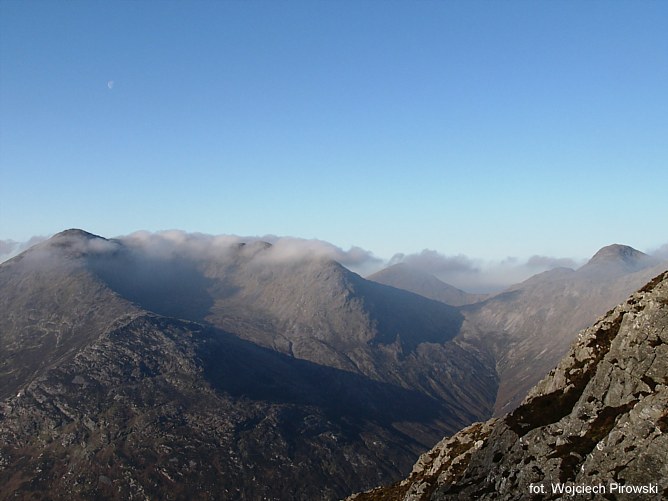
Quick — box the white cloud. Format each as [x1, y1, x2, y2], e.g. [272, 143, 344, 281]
[0, 236, 48, 263]
[526, 255, 580, 269]
[5, 229, 627, 293]
[648, 242, 668, 260]
[121, 230, 246, 261]
[386, 249, 586, 293]
[259, 235, 382, 272]
[388, 249, 478, 274]
[117, 230, 382, 276]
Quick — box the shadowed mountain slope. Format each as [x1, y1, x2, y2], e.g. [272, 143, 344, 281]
[83, 231, 496, 420]
[349, 270, 668, 500]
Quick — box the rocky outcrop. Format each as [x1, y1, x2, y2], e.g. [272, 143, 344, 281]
[350, 270, 668, 500]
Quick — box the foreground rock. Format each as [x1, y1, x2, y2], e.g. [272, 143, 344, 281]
[349, 270, 668, 500]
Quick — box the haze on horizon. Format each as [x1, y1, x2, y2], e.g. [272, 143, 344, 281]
[1, 2, 666, 269]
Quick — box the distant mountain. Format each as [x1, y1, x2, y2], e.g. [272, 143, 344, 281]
[0, 229, 498, 499]
[348, 270, 668, 500]
[367, 264, 486, 307]
[458, 244, 666, 415]
[580, 243, 658, 275]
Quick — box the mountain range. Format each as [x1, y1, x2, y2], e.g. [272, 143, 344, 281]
[0, 230, 494, 499]
[0, 229, 665, 499]
[367, 244, 665, 415]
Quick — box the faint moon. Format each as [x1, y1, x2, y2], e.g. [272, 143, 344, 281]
[107, 80, 114, 89]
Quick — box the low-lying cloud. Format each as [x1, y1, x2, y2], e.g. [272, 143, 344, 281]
[119, 230, 383, 276]
[259, 235, 383, 272]
[526, 255, 580, 269]
[649, 243, 668, 260]
[6, 230, 664, 293]
[0, 236, 48, 263]
[116, 233, 593, 291]
[386, 250, 587, 293]
[121, 230, 247, 261]
[0, 240, 17, 256]
[388, 249, 478, 275]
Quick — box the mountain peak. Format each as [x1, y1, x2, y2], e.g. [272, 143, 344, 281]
[587, 244, 647, 265]
[577, 244, 658, 278]
[42, 229, 117, 258]
[51, 228, 104, 241]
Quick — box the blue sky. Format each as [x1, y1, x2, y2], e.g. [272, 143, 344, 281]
[1, 0, 667, 264]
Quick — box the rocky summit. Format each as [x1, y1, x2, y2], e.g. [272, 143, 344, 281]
[349, 270, 668, 500]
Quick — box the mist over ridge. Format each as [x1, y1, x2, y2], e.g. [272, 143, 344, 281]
[3, 229, 666, 293]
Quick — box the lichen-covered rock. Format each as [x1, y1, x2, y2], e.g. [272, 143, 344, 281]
[350, 270, 668, 500]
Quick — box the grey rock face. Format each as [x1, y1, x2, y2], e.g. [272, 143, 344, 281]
[1, 313, 461, 500]
[350, 270, 668, 500]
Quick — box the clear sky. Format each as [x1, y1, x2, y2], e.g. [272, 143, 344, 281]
[1, 0, 667, 263]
